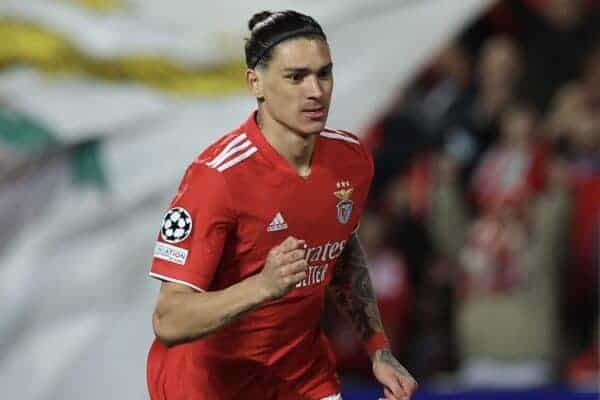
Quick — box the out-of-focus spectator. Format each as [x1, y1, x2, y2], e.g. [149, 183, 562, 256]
[419, 42, 474, 143]
[410, 254, 459, 381]
[368, 89, 428, 199]
[429, 150, 570, 387]
[443, 36, 523, 190]
[471, 101, 547, 212]
[545, 46, 600, 367]
[502, 0, 600, 111]
[545, 46, 600, 155]
[368, 35, 524, 202]
[325, 212, 413, 375]
[367, 42, 474, 200]
[353, 0, 599, 388]
[381, 175, 435, 286]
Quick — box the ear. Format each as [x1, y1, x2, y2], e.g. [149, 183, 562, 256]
[246, 68, 264, 100]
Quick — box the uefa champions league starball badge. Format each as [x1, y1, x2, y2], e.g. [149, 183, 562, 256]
[334, 181, 354, 224]
[161, 207, 193, 243]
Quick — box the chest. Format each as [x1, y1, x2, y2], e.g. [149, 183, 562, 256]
[230, 161, 368, 267]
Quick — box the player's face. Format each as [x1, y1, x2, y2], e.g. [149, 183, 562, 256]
[256, 38, 333, 136]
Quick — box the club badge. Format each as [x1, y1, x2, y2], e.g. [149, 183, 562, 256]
[334, 181, 354, 224]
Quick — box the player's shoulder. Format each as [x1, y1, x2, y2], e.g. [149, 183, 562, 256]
[193, 127, 258, 175]
[320, 128, 372, 164]
[173, 129, 254, 194]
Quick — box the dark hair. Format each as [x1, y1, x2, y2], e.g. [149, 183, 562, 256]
[245, 10, 327, 69]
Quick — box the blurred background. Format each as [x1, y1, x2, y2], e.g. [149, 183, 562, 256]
[0, 1, 597, 399]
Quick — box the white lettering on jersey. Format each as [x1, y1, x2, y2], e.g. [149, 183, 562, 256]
[153, 242, 188, 265]
[296, 264, 329, 288]
[305, 239, 347, 263]
[295, 239, 347, 288]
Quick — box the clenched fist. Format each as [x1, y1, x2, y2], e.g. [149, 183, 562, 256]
[256, 236, 308, 300]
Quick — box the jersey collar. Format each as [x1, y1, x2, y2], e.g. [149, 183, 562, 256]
[243, 110, 321, 179]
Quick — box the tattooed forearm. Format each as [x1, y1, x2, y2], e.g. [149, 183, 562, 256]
[329, 232, 384, 340]
[374, 349, 411, 375]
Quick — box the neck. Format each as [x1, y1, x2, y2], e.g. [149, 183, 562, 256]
[256, 108, 317, 176]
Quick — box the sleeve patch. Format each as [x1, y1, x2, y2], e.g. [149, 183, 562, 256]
[160, 207, 193, 243]
[154, 242, 188, 265]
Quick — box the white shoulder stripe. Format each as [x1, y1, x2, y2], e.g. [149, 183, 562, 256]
[216, 146, 258, 172]
[209, 140, 252, 169]
[149, 272, 206, 292]
[320, 131, 360, 144]
[206, 133, 248, 168]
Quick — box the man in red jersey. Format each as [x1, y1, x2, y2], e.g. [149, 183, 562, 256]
[147, 10, 417, 400]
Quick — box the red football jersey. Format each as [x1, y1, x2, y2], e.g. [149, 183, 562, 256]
[147, 111, 374, 400]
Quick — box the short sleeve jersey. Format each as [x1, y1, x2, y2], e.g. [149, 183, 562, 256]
[147, 111, 374, 399]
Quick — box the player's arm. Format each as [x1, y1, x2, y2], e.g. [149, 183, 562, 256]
[328, 232, 417, 400]
[153, 237, 307, 347]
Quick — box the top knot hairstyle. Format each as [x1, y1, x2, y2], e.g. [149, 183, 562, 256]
[245, 10, 327, 69]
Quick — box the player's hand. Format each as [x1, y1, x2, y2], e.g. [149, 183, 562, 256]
[372, 349, 418, 400]
[257, 236, 308, 300]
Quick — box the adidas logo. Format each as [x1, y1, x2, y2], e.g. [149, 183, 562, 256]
[267, 212, 288, 232]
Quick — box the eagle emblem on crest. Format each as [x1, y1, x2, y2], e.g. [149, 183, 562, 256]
[334, 181, 354, 224]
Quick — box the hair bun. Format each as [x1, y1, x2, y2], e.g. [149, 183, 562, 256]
[248, 11, 273, 31]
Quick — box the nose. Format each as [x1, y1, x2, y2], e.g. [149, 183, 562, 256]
[306, 75, 323, 99]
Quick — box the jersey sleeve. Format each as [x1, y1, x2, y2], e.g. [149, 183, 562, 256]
[149, 162, 235, 291]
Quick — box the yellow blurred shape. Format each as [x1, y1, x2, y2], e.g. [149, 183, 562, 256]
[63, 0, 126, 12]
[0, 19, 247, 97]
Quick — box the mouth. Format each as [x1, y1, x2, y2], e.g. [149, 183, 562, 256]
[302, 107, 326, 120]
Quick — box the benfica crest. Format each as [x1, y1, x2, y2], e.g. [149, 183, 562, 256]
[334, 181, 354, 224]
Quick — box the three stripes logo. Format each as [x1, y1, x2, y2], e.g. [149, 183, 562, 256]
[267, 212, 288, 232]
[206, 133, 257, 172]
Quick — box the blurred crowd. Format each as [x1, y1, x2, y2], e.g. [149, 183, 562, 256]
[325, 0, 599, 389]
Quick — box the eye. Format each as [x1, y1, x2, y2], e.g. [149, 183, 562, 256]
[318, 68, 332, 79]
[287, 72, 304, 83]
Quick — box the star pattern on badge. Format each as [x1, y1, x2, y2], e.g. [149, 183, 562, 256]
[160, 207, 193, 243]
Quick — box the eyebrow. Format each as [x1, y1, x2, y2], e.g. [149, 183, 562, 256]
[282, 62, 333, 73]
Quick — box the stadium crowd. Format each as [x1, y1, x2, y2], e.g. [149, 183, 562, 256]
[325, 0, 599, 389]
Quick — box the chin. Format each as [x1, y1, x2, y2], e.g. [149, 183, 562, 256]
[300, 126, 325, 137]
[299, 119, 327, 136]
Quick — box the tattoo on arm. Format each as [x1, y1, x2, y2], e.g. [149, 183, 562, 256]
[329, 232, 384, 341]
[375, 349, 411, 375]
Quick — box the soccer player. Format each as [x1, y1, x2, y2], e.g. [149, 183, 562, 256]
[147, 10, 417, 400]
